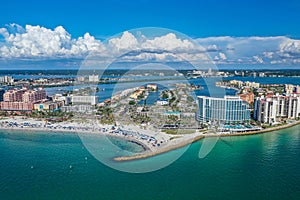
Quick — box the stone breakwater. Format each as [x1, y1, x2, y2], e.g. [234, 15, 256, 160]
[114, 135, 205, 161]
[114, 120, 300, 161]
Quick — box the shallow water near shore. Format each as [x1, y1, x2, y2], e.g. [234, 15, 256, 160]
[1, 125, 300, 199]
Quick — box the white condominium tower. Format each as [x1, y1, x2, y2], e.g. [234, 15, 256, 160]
[254, 94, 300, 124]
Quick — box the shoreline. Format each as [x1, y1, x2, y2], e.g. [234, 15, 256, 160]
[1, 117, 299, 162]
[0, 124, 152, 152]
[113, 120, 300, 161]
[214, 120, 300, 137]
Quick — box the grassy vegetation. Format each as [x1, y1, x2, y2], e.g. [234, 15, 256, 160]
[97, 107, 115, 125]
[187, 96, 194, 102]
[162, 129, 196, 134]
[169, 136, 181, 140]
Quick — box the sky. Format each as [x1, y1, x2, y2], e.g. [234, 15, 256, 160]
[1, 0, 300, 69]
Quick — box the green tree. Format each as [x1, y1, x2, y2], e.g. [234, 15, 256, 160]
[129, 100, 136, 105]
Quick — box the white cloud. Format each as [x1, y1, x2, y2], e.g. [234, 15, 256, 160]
[196, 36, 234, 43]
[0, 24, 105, 58]
[72, 33, 106, 56]
[219, 52, 227, 60]
[292, 59, 300, 63]
[141, 33, 200, 52]
[253, 56, 264, 63]
[206, 44, 220, 52]
[108, 31, 138, 52]
[123, 52, 180, 62]
[263, 52, 274, 59]
[1, 24, 300, 66]
[0, 28, 9, 38]
[279, 38, 300, 55]
[106, 32, 210, 62]
[197, 35, 300, 64]
[0, 25, 210, 62]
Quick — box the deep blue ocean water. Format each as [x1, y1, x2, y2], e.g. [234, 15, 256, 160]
[1, 125, 300, 199]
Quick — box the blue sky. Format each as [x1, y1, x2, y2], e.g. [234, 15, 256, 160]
[1, 0, 300, 69]
[1, 0, 300, 39]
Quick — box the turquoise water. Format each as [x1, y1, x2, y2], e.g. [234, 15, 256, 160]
[1, 126, 300, 199]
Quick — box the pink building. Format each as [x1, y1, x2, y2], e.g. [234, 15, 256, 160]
[1, 88, 47, 111]
[22, 89, 46, 103]
[0, 102, 34, 111]
[3, 88, 26, 102]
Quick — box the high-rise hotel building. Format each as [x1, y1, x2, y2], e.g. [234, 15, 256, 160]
[197, 96, 251, 125]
